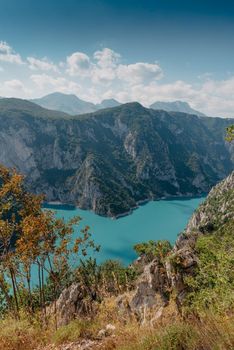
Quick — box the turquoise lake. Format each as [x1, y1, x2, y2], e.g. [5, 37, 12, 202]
[44, 197, 205, 265]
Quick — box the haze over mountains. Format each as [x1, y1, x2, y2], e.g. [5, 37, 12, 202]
[30, 92, 206, 117]
[31, 92, 121, 115]
[150, 100, 206, 117]
[0, 97, 232, 217]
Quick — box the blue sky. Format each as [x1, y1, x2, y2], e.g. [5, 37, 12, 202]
[0, 0, 234, 117]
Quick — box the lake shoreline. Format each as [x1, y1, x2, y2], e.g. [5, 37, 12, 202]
[44, 192, 206, 219]
[42, 196, 205, 267]
[113, 193, 206, 219]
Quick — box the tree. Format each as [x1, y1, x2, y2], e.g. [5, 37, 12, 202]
[0, 165, 97, 326]
[226, 125, 234, 142]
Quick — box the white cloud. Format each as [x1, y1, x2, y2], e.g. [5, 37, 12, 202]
[201, 77, 234, 97]
[0, 41, 234, 117]
[0, 41, 24, 64]
[0, 79, 31, 97]
[112, 77, 234, 117]
[30, 73, 82, 95]
[91, 48, 120, 84]
[66, 52, 90, 76]
[117, 62, 163, 84]
[4, 79, 25, 90]
[92, 66, 117, 84]
[94, 48, 121, 68]
[27, 57, 58, 72]
[73, 48, 163, 85]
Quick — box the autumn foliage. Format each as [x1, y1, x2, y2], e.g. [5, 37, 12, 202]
[0, 165, 96, 326]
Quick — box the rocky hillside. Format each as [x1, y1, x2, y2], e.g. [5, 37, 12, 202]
[0, 98, 233, 217]
[184, 170, 234, 234]
[117, 171, 234, 321]
[52, 171, 234, 328]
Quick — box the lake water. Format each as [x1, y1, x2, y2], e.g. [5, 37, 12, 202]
[44, 197, 205, 265]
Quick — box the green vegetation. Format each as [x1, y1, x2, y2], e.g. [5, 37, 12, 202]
[226, 125, 234, 142]
[0, 100, 233, 217]
[0, 164, 138, 324]
[115, 316, 234, 350]
[75, 258, 137, 299]
[0, 163, 233, 349]
[185, 219, 234, 315]
[134, 240, 172, 262]
[52, 319, 99, 345]
[0, 165, 99, 324]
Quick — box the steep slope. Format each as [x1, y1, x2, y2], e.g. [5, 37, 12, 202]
[0, 97, 69, 119]
[0, 98, 233, 216]
[184, 170, 234, 234]
[31, 92, 97, 115]
[150, 100, 206, 116]
[117, 171, 234, 320]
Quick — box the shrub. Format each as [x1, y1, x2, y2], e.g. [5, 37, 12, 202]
[184, 220, 234, 315]
[52, 319, 97, 345]
[134, 240, 172, 262]
[0, 316, 45, 350]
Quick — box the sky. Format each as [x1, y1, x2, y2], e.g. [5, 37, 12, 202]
[0, 0, 234, 117]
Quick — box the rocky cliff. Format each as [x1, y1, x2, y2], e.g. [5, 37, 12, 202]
[0, 98, 233, 216]
[119, 170, 234, 320]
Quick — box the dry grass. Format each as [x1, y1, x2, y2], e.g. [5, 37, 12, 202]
[108, 314, 234, 350]
[0, 301, 233, 350]
[0, 316, 47, 350]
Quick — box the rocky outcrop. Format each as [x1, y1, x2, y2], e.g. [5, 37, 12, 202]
[117, 171, 234, 319]
[49, 283, 99, 327]
[185, 171, 234, 234]
[0, 98, 233, 217]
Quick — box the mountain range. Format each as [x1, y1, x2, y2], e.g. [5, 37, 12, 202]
[0, 97, 233, 217]
[31, 92, 121, 115]
[31, 92, 205, 117]
[150, 100, 206, 116]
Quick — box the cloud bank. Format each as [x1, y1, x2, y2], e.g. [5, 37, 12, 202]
[0, 41, 233, 117]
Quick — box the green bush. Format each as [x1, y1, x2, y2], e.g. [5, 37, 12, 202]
[184, 219, 234, 315]
[75, 258, 138, 299]
[134, 240, 172, 262]
[52, 319, 96, 345]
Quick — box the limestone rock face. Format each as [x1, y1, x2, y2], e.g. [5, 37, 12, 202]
[130, 258, 170, 310]
[185, 171, 234, 234]
[50, 283, 98, 327]
[51, 284, 82, 326]
[0, 98, 233, 217]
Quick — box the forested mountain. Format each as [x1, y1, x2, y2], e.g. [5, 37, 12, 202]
[0, 98, 233, 216]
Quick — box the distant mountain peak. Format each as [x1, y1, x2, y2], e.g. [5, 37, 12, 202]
[31, 92, 97, 115]
[31, 93, 122, 115]
[150, 100, 206, 117]
[96, 98, 121, 109]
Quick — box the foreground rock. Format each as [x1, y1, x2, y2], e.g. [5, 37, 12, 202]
[117, 171, 234, 320]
